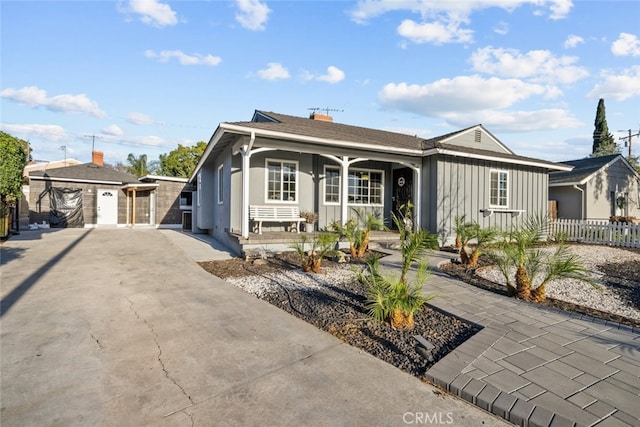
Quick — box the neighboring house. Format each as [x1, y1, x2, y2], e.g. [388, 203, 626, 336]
[28, 152, 193, 228]
[191, 110, 570, 255]
[549, 154, 640, 220]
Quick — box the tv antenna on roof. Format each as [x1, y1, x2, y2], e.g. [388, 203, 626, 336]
[307, 107, 344, 116]
[83, 134, 103, 152]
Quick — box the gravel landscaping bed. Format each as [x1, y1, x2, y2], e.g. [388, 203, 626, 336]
[199, 254, 480, 377]
[199, 243, 639, 377]
[441, 244, 640, 328]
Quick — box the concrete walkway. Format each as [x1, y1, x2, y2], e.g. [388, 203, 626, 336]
[378, 251, 640, 427]
[1, 229, 507, 427]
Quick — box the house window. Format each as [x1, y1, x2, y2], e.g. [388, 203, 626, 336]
[490, 170, 508, 207]
[266, 159, 298, 202]
[180, 191, 192, 209]
[324, 166, 340, 204]
[348, 169, 383, 205]
[217, 164, 224, 204]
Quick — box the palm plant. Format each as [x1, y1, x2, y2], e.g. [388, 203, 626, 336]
[331, 208, 385, 258]
[455, 219, 497, 268]
[453, 214, 467, 250]
[290, 232, 339, 273]
[359, 204, 438, 330]
[528, 244, 597, 302]
[502, 214, 547, 300]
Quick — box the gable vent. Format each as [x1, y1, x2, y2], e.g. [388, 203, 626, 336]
[474, 129, 481, 143]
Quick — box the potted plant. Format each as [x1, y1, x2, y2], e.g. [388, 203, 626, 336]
[300, 211, 318, 232]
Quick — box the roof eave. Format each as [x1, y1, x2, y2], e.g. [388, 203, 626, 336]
[218, 123, 425, 156]
[433, 148, 573, 171]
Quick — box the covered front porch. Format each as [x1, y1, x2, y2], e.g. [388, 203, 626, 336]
[228, 229, 403, 258]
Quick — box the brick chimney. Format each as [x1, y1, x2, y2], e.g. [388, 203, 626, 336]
[309, 112, 333, 122]
[92, 151, 104, 166]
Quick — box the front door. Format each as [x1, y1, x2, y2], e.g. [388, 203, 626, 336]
[97, 189, 118, 225]
[392, 167, 413, 227]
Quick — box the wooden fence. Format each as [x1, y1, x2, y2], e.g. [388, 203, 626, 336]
[549, 219, 640, 249]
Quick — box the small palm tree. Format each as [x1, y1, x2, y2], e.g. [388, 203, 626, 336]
[359, 204, 438, 330]
[453, 214, 467, 250]
[466, 224, 497, 269]
[290, 233, 339, 273]
[528, 244, 597, 302]
[331, 208, 385, 258]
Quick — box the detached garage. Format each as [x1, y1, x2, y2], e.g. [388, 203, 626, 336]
[27, 152, 193, 228]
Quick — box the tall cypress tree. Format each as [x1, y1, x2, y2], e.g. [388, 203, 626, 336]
[591, 98, 618, 156]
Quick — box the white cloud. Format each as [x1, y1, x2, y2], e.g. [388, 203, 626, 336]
[379, 76, 552, 115]
[349, 1, 573, 45]
[0, 86, 106, 118]
[377, 75, 580, 132]
[397, 18, 473, 45]
[235, 0, 271, 31]
[102, 124, 123, 137]
[588, 65, 640, 101]
[257, 63, 290, 81]
[118, 0, 178, 27]
[144, 50, 222, 66]
[470, 46, 589, 84]
[0, 123, 68, 142]
[564, 34, 584, 48]
[440, 109, 582, 132]
[493, 21, 509, 35]
[127, 112, 156, 125]
[301, 66, 346, 84]
[611, 33, 640, 57]
[317, 66, 346, 84]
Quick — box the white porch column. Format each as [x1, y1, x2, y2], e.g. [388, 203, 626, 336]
[340, 156, 349, 225]
[240, 132, 256, 239]
[241, 148, 250, 238]
[414, 167, 421, 230]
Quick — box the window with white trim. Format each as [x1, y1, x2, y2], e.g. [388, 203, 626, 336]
[324, 166, 340, 204]
[217, 164, 224, 204]
[490, 170, 508, 207]
[348, 169, 383, 205]
[266, 159, 298, 202]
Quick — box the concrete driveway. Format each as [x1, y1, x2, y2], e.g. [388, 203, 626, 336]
[1, 228, 508, 426]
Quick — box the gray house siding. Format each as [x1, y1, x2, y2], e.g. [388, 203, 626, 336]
[549, 186, 582, 219]
[430, 155, 549, 245]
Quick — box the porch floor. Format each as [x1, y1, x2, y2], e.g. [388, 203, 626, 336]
[229, 230, 402, 255]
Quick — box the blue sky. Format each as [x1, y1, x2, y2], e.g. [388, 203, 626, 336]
[2, 0, 639, 166]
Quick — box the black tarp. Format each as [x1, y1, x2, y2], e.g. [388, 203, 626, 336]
[49, 187, 85, 228]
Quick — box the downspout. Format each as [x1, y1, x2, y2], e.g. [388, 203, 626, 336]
[241, 132, 255, 239]
[573, 185, 584, 219]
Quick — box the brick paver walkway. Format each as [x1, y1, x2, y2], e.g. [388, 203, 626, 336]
[380, 251, 640, 427]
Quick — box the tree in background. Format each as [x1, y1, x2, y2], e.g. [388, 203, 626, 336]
[158, 141, 206, 178]
[125, 153, 157, 177]
[0, 132, 29, 228]
[591, 98, 619, 157]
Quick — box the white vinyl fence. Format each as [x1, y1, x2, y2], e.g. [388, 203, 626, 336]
[550, 219, 640, 249]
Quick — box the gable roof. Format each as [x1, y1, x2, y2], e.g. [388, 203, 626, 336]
[192, 110, 571, 181]
[29, 163, 141, 185]
[549, 154, 640, 186]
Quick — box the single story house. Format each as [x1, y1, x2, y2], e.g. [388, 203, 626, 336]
[191, 110, 571, 255]
[549, 154, 640, 220]
[28, 151, 194, 228]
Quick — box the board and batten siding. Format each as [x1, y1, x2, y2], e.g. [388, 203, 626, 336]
[428, 154, 549, 245]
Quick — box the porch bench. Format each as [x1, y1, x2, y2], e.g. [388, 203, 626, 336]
[249, 205, 305, 234]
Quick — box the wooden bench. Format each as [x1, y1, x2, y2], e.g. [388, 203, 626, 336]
[249, 205, 305, 234]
